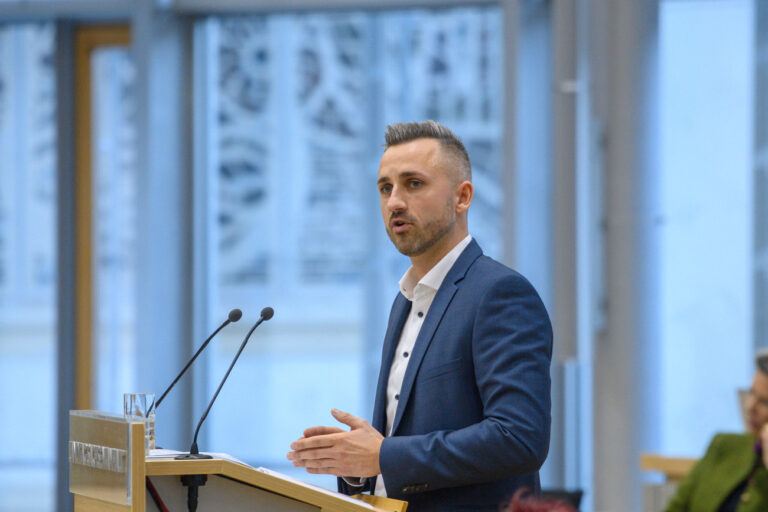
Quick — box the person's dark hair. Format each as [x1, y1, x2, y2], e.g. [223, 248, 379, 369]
[383, 120, 472, 182]
[500, 489, 578, 512]
[757, 348, 768, 375]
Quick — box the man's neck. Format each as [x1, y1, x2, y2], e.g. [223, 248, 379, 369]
[409, 230, 469, 282]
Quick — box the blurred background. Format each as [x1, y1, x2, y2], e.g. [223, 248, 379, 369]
[0, 0, 764, 511]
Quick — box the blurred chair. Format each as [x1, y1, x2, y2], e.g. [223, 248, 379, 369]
[739, 387, 750, 429]
[640, 454, 697, 512]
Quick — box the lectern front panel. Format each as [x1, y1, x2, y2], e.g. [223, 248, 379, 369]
[69, 411, 141, 508]
[147, 474, 320, 512]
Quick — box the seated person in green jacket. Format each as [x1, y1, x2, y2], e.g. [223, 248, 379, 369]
[665, 351, 768, 512]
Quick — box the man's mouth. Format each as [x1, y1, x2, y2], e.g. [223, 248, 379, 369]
[391, 218, 411, 233]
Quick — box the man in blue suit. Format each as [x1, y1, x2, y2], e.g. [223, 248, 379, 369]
[287, 121, 552, 511]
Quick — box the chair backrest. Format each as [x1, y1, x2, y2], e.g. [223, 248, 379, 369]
[738, 387, 750, 430]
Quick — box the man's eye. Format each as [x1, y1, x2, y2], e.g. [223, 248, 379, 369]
[409, 180, 422, 188]
[379, 185, 392, 194]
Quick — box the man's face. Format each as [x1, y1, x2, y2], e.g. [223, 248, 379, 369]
[745, 371, 768, 436]
[377, 138, 458, 257]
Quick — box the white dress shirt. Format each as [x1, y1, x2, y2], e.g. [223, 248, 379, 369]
[373, 234, 472, 497]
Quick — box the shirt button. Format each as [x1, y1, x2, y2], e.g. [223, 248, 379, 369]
[417, 311, 424, 318]
[403, 351, 409, 358]
[395, 394, 400, 400]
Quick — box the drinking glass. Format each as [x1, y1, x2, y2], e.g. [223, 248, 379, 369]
[123, 392, 156, 453]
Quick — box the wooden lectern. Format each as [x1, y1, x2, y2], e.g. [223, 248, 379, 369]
[69, 411, 407, 512]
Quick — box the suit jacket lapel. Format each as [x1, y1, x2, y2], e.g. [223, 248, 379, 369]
[372, 294, 411, 434]
[390, 240, 483, 435]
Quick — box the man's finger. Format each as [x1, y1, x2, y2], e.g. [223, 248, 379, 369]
[289, 447, 335, 461]
[303, 426, 344, 438]
[331, 408, 366, 429]
[303, 458, 340, 469]
[290, 433, 340, 451]
[306, 467, 343, 476]
[292, 455, 335, 467]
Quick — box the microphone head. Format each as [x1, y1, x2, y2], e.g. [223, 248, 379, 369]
[228, 309, 243, 323]
[260, 307, 274, 321]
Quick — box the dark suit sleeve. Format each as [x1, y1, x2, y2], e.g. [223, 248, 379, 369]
[337, 476, 371, 495]
[378, 273, 552, 495]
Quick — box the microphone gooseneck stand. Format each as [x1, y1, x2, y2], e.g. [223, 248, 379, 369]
[175, 307, 274, 512]
[155, 308, 242, 409]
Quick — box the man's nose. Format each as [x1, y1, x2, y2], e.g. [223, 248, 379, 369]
[386, 186, 407, 212]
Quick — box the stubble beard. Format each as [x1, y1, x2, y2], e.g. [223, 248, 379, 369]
[386, 200, 456, 257]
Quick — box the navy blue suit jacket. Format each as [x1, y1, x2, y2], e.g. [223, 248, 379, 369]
[340, 240, 552, 512]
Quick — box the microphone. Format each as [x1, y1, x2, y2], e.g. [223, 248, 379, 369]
[176, 307, 274, 460]
[155, 308, 242, 409]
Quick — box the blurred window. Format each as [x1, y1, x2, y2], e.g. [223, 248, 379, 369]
[198, 6, 503, 488]
[0, 22, 57, 512]
[90, 45, 137, 413]
[659, 0, 755, 455]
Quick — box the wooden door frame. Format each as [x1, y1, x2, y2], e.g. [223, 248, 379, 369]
[73, 25, 131, 410]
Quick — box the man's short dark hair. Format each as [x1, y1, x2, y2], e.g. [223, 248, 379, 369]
[384, 120, 472, 182]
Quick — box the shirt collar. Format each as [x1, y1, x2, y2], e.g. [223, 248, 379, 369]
[398, 235, 473, 300]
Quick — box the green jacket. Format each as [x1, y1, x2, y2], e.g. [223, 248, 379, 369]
[665, 433, 768, 512]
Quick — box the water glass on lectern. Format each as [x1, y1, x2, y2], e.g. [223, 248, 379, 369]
[123, 392, 156, 453]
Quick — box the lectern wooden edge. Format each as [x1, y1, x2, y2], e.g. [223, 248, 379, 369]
[69, 410, 407, 512]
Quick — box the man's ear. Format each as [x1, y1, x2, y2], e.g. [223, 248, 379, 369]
[455, 181, 473, 214]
